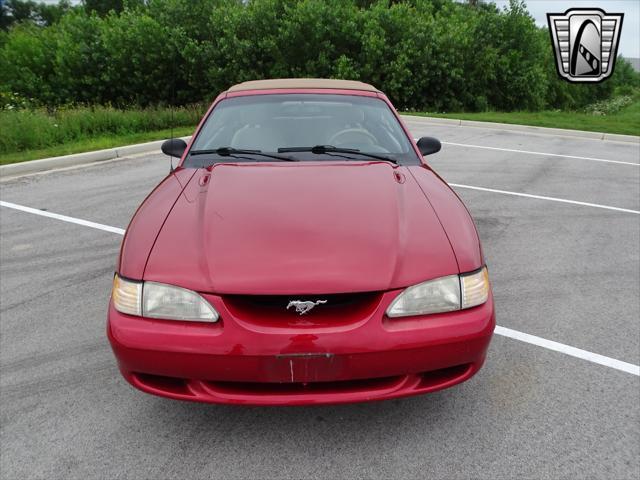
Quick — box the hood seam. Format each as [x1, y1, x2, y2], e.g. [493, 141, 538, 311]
[405, 167, 461, 274]
[141, 168, 199, 279]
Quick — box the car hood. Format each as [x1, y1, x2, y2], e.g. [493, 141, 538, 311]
[143, 162, 459, 294]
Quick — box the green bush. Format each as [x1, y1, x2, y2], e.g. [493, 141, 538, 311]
[584, 95, 635, 116]
[0, 0, 638, 112]
[0, 23, 58, 104]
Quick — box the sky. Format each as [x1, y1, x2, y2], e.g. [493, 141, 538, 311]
[492, 0, 640, 58]
[37, 0, 640, 58]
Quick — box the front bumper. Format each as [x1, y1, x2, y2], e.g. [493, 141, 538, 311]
[108, 290, 495, 405]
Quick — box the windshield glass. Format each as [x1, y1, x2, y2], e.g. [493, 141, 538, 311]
[185, 94, 419, 166]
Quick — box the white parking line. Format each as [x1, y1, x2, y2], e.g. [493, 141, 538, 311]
[441, 141, 640, 166]
[0, 201, 126, 235]
[450, 184, 640, 215]
[1, 200, 639, 377]
[496, 326, 639, 376]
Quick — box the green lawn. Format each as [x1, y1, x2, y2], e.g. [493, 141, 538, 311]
[0, 126, 194, 165]
[408, 101, 640, 137]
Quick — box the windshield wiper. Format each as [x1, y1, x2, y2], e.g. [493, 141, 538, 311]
[277, 145, 396, 163]
[189, 147, 297, 162]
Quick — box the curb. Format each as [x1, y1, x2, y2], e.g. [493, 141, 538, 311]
[0, 136, 191, 179]
[401, 115, 640, 144]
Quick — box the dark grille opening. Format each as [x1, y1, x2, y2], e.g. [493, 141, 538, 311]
[417, 364, 472, 388]
[131, 364, 474, 402]
[208, 375, 402, 395]
[223, 291, 382, 327]
[133, 373, 191, 395]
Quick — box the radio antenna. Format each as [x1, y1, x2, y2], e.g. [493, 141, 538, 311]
[169, 48, 176, 173]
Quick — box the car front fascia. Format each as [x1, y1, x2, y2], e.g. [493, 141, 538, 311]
[107, 284, 494, 406]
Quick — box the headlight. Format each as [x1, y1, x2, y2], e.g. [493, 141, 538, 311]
[386, 267, 489, 318]
[143, 281, 219, 322]
[112, 274, 219, 322]
[386, 275, 460, 317]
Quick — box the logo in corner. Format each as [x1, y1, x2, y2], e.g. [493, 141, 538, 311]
[286, 300, 327, 315]
[547, 8, 623, 83]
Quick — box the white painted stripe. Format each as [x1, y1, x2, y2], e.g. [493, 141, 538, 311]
[0, 201, 126, 235]
[410, 136, 639, 166]
[1, 200, 639, 377]
[441, 141, 639, 166]
[495, 326, 640, 376]
[449, 183, 640, 215]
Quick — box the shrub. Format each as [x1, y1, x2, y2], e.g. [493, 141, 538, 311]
[0, 0, 638, 112]
[584, 95, 634, 116]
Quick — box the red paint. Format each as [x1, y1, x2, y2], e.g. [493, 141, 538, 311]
[108, 85, 495, 405]
[144, 162, 458, 294]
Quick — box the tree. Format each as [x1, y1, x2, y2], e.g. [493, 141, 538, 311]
[1, 0, 75, 29]
[38, 0, 73, 25]
[82, 0, 124, 16]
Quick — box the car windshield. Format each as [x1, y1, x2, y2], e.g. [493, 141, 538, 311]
[185, 94, 419, 167]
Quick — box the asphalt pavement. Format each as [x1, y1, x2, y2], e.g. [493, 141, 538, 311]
[1, 118, 639, 479]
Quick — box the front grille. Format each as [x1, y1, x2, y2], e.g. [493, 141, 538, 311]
[222, 291, 382, 326]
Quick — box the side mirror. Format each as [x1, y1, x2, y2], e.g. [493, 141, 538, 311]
[416, 136, 442, 156]
[161, 138, 187, 158]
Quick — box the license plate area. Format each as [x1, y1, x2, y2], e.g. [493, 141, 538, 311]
[268, 352, 344, 383]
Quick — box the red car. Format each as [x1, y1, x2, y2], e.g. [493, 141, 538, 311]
[108, 79, 495, 405]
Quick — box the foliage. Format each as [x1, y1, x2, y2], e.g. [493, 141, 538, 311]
[82, 0, 125, 17]
[584, 94, 635, 116]
[1, 0, 74, 29]
[0, 0, 638, 112]
[0, 103, 205, 154]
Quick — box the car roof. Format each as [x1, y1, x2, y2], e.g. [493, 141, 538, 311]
[226, 78, 380, 93]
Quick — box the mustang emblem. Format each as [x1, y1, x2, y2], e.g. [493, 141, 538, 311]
[286, 300, 327, 315]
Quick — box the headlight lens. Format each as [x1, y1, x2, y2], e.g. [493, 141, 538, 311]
[143, 281, 219, 322]
[386, 267, 489, 318]
[111, 274, 219, 322]
[386, 275, 461, 317]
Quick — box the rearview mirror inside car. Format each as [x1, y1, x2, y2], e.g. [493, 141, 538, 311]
[161, 138, 187, 158]
[416, 136, 442, 156]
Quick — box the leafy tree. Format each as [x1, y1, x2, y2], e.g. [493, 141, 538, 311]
[37, 0, 73, 26]
[0, 3, 10, 30]
[82, 0, 124, 17]
[0, 0, 636, 110]
[4, 0, 37, 25]
[52, 12, 109, 104]
[0, 23, 57, 103]
[1, 0, 74, 28]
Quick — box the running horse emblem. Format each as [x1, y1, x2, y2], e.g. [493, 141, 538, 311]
[286, 300, 328, 315]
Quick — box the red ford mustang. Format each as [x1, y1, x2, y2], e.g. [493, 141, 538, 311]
[108, 79, 495, 405]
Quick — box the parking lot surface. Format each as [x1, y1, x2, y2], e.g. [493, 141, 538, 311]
[1, 118, 639, 479]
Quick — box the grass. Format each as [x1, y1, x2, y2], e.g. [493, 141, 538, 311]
[0, 126, 195, 165]
[0, 104, 204, 165]
[408, 98, 640, 137]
